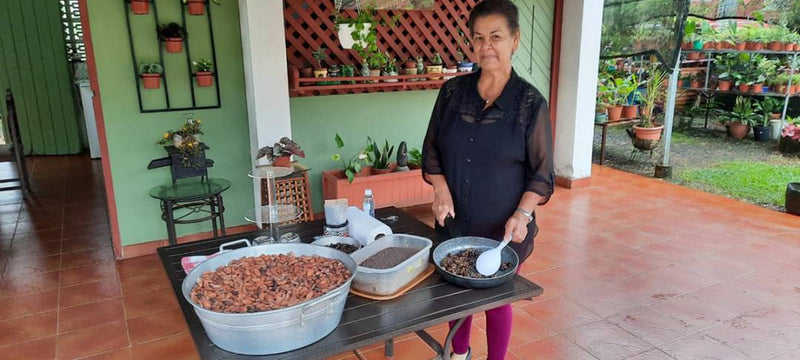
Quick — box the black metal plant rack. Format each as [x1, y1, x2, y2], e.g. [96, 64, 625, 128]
[123, 0, 222, 113]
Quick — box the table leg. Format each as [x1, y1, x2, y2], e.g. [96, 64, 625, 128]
[217, 194, 226, 236]
[209, 196, 218, 238]
[600, 125, 608, 165]
[384, 339, 394, 358]
[164, 200, 177, 246]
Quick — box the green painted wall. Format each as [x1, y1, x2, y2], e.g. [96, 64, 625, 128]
[0, 0, 82, 155]
[292, 0, 554, 213]
[87, 0, 251, 246]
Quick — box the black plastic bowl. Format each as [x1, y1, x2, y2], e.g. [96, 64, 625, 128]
[432, 237, 519, 289]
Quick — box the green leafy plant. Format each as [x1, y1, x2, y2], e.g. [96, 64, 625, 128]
[311, 47, 327, 69]
[729, 96, 758, 126]
[756, 97, 782, 126]
[138, 62, 163, 75]
[331, 133, 372, 183]
[639, 64, 667, 128]
[156, 118, 204, 168]
[156, 22, 187, 40]
[369, 138, 394, 170]
[613, 75, 640, 106]
[384, 55, 398, 73]
[192, 58, 213, 72]
[407, 147, 422, 168]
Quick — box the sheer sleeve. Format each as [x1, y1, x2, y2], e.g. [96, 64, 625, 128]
[525, 98, 555, 205]
[422, 85, 449, 183]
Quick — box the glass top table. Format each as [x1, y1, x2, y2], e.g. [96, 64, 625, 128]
[149, 178, 231, 202]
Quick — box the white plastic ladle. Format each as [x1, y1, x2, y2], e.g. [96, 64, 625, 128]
[475, 234, 513, 276]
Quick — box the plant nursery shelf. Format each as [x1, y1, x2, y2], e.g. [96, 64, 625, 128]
[683, 49, 800, 56]
[687, 88, 800, 98]
[288, 67, 473, 97]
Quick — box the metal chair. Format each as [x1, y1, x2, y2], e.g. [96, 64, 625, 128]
[0, 89, 31, 198]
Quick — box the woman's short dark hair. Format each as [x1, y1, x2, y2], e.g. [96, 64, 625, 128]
[468, 0, 520, 33]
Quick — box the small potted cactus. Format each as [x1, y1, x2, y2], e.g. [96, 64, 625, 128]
[139, 62, 163, 89]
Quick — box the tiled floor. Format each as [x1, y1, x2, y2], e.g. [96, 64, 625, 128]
[1, 156, 800, 359]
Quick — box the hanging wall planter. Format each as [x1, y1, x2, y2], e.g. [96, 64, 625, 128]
[142, 74, 162, 89]
[157, 23, 188, 54]
[131, 0, 150, 15]
[186, 0, 206, 15]
[337, 23, 371, 50]
[195, 72, 213, 87]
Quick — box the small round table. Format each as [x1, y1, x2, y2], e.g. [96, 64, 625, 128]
[149, 178, 230, 245]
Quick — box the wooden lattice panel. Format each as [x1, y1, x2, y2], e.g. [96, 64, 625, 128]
[284, 0, 478, 96]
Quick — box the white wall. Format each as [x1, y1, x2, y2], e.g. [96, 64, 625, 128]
[553, 0, 603, 180]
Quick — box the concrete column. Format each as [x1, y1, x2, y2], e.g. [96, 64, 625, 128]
[553, 0, 604, 181]
[238, 0, 292, 160]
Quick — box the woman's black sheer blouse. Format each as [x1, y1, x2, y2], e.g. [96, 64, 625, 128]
[422, 69, 554, 260]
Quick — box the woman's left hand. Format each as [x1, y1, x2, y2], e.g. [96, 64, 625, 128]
[503, 212, 529, 243]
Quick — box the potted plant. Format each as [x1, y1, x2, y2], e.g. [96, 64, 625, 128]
[689, 72, 704, 89]
[369, 138, 395, 175]
[331, 133, 373, 183]
[407, 148, 422, 170]
[139, 62, 163, 89]
[334, 6, 376, 50]
[311, 47, 328, 78]
[456, 50, 473, 72]
[383, 55, 398, 82]
[595, 85, 613, 124]
[182, 0, 215, 16]
[753, 98, 779, 142]
[366, 51, 387, 80]
[599, 77, 623, 122]
[192, 58, 214, 87]
[256, 137, 305, 167]
[752, 56, 777, 94]
[403, 58, 417, 75]
[615, 75, 640, 119]
[632, 66, 666, 141]
[131, 0, 150, 15]
[774, 73, 790, 94]
[156, 118, 204, 169]
[780, 117, 800, 155]
[157, 23, 187, 53]
[728, 96, 757, 139]
[426, 52, 443, 80]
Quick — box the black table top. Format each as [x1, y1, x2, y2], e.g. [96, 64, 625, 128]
[157, 207, 543, 360]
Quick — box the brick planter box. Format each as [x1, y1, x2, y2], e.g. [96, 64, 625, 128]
[322, 168, 434, 208]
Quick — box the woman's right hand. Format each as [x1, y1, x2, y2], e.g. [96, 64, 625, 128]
[432, 188, 455, 227]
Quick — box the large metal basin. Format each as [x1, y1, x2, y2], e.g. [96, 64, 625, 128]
[181, 241, 357, 355]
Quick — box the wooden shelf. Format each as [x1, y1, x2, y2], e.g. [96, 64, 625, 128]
[683, 49, 800, 56]
[288, 67, 473, 97]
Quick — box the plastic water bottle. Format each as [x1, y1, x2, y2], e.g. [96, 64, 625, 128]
[363, 189, 375, 217]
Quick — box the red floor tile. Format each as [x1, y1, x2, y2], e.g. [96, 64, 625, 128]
[508, 335, 595, 360]
[59, 279, 121, 308]
[60, 261, 118, 287]
[0, 289, 58, 321]
[0, 311, 57, 347]
[127, 308, 189, 345]
[57, 321, 129, 359]
[59, 298, 125, 333]
[123, 288, 180, 319]
[0, 336, 56, 360]
[130, 332, 198, 360]
[562, 321, 654, 359]
[520, 295, 602, 332]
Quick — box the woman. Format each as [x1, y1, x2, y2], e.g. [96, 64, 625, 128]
[422, 0, 554, 358]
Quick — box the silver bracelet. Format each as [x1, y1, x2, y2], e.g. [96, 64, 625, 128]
[515, 208, 533, 223]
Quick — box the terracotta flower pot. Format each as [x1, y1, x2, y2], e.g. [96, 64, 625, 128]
[777, 85, 787, 94]
[622, 105, 638, 119]
[300, 67, 313, 78]
[770, 41, 783, 52]
[142, 74, 161, 89]
[718, 81, 732, 91]
[738, 84, 751, 93]
[681, 42, 691, 50]
[785, 43, 796, 52]
[754, 42, 764, 51]
[736, 42, 746, 51]
[633, 125, 664, 141]
[131, 0, 149, 15]
[715, 42, 724, 50]
[356, 166, 372, 177]
[702, 42, 713, 50]
[687, 52, 701, 60]
[607, 106, 623, 122]
[729, 121, 750, 139]
[690, 81, 702, 89]
[195, 71, 213, 87]
[746, 41, 756, 50]
[165, 38, 183, 53]
[272, 155, 291, 167]
[751, 83, 764, 94]
[794, 85, 800, 94]
[187, 0, 206, 15]
[771, 113, 781, 120]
